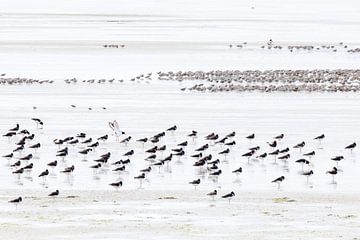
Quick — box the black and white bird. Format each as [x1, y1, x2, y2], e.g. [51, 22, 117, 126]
[207, 190, 217, 200]
[221, 191, 235, 203]
[9, 197, 22, 207]
[109, 181, 123, 191]
[345, 142, 356, 152]
[97, 135, 108, 143]
[189, 179, 201, 189]
[293, 141, 305, 151]
[31, 118, 43, 129]
[314, 134, 325, 141]
[301, 170, 313, 182]
[272, 176, 285, 189]
[48, 190, 59, 197]
[327, 167, 338, 183]
[331, 156, 344, 166]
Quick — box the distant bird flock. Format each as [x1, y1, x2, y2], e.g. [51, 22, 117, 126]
[3, 117, 357, 206]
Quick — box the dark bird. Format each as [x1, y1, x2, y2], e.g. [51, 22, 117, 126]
[3, 132, 16, 138]
[158, 145, 166, 152]
[61, 165, 75, 173]
[215, 137, 227, 144]
[173, 150, 185, 156]
[278, 154, 290, 161]
[113, 165, 126, 172]
[189, 179, 201, 189]
[68, 139, 79, 145]
[140, 166, 152, 173]
[166, 125, 177, 131]
[219, 148, 230, 155]
[146, 146, 157, 153]
[120, 136, 131, 144]
[172, 147, 183, 153]
[232, 167, 242, 175]
[303, 151, 315, 157]
[47, 160, 57, 168]
[272, 176, 285, 188]
[109, 181, 122, 191]
[31, 118, 43, 128]
[38, 169, 49, 181]
[79, 148, 92, 155]
[23, 163, 33, 170]
[257, 152, 267, 160]
[188, 130, 197, 140]
[221, 191, 235, 203]
[137, 137, 148, 144]
[81, 138, 92, 144]
[345, 142, 356, 152]
[274, 134, 284, 140]
[249, 146, 260, 152]
[48, 190, 59, 197]
[12, 168, 24, 175]
[77, 133, 86, 138]
[279, 147, 289, 154]
[331, 156, 344, 166]
[9, 197, 22, 206]
[242, 150, 255, 162]
[226, 132, 236, 138]
[178, 141, 188, 147]
[268, 141, 277, 148]
[97, 135, 108, 142]
[19, 129, 30, 135]
[19, 154, 33, 161]
[207, 190, 217, 200]
[314, 134, 325, 141]
[13, 145, 24, 153]
[246, 133, 255, 140]
[302, 170, 314, 182]
[29, 143, 41, 149]
[195, 144, 209, 152]
[327, 167, 338, 183]
[210, 170, 222, 176]
[225, 141, 236, 146]
[3, 153, 13, 159]
[293, 141, 305, 151]
[191, 153, 202, 158]
[88, 142, 99, 148]
[9, 124, 20, 132]
[10, 161, 21, 168]
[123, 150, 134, 156]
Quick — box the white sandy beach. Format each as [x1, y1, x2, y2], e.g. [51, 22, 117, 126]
[1, 189, 360, 240]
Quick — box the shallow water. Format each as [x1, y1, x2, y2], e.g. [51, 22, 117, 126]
[0, 83, 359, 193]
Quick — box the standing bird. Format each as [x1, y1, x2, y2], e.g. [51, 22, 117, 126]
[9, 197, 22, 208]
[109, 181, 123, 191]
[327, 167, 338, 183]
[221, 191, 235, 203]
[301, 170, 314, 183]
[274, 134, 284, 140]
[272, 176, 285, 189]
[314, 134, 325, 142]
[246, 133, 255, 140]
[345, 142, 356, 152]
[97, 135, 108, 143]
[207, 190, 217, 200]
[166, 125, 177, 133]
[293, 141, 305, 152]
[31, 118, 43, 129]
[189, 179, 201, 189]
[38, 169, 49, 183]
